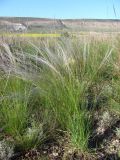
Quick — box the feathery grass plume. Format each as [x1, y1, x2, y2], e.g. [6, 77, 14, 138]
[0, 37, 118, 153]
[0, 41, 58, 152]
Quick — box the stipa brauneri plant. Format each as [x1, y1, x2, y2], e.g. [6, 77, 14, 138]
[0, 75, 29, 135]
[0, 37, 118, 154]
[0, 75, 42, 151]
[0, 42, 57, 152]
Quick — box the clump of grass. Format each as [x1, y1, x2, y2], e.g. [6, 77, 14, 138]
[0, 76, 30, 135]
[7, 37, 116, 152]
[0, 75, 55, 152]
[0, 36, 119, 155]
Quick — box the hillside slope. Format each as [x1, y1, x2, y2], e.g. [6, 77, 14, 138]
[0, 17, 120, 32]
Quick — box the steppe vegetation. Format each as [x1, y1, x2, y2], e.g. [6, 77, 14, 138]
[0, 34, 120, 160]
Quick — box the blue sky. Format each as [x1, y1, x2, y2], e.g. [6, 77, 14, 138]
[0, 0, 120, 19]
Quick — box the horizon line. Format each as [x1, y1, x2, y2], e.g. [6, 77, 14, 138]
[0, 16, 120, 21]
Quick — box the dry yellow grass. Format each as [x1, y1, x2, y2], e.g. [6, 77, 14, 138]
[0, 33, 61, 38]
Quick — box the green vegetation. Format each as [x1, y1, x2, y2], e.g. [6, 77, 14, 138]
[0, 36, 120, 159]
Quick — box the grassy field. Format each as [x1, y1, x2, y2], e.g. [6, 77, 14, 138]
[0, 34, 120, 160]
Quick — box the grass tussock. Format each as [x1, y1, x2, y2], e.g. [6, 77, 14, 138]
[0, 36, 120, 159]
